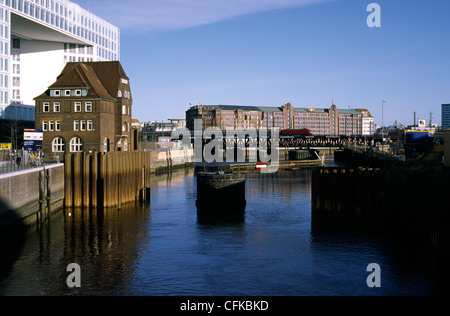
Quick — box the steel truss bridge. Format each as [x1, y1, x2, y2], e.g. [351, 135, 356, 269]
[164, 130, 387, 148]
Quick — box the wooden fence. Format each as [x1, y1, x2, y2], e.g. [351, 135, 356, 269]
[64, 151, 151, 208]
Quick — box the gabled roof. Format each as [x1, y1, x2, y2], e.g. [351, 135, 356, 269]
[34, 61, 129, 101]
[75, 61, 129, 98]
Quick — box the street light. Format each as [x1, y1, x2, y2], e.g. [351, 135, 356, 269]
[381, 100, 387, 142]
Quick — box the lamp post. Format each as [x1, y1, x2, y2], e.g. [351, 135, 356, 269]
[381, 100, 387, 142]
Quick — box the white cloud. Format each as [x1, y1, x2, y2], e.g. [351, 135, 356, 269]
[76, 0, 334, 33]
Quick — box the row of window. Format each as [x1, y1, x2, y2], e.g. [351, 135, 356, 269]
[43, 101, 92, 112]
[52, 137, 129, 153]
[43, 102, 131, 114]
[74, 120, 93, 131]
[42, 120, 60, 131]
[50, 89, 88, 97]
[52, 137, 82, 153]
[42, 120, 94, 131]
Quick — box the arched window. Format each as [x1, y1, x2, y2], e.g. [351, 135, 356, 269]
[52, 137, 65, 152]
[70, 137, 83, 152]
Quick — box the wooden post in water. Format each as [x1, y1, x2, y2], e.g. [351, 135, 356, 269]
[98, 153, 106, 208]
[106, 152, 112, 207]
[64, 153, 73, 208]
[46, 168, 51, 219]
[38, 169, 44, 223]
[83, 152, 90, 208]
[73, 152, 82, 207]
[90, 153, 98, 208]
[117, 152, 122, 209]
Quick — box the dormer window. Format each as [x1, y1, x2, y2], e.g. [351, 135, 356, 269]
[65, 90, 71, 96]
[75, 89, 82, 96]
[54, 90, 60, 96]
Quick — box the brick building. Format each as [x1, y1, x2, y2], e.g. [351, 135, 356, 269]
[186, 103, 373, 136]
[34, 61, 133, 155]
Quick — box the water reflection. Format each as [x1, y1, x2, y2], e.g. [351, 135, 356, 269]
[0, 168, 448, 296]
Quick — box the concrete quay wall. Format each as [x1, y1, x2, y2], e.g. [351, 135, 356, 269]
[149, 148, 194, 174]
[0, 164, 64, 229]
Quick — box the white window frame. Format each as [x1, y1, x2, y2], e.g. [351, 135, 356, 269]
[53, 102, 60, 112]
[55, 121, 61, 131]
[43, 102, 50, 112]
[65, 90, 71, 96]
[52, 137, 65, 153]
[54, 90, 60, 96]
[74, 120, 79, 131]
[49, 121, 54, 131]
[70, 137, 83, 152]
[87, 120, 93, 131]
[75, 89, 82, 96]
[42, 121, 48, 131]
[74, 102, 81, 112]
[85, 102, 92, 112]
[80, 120, 86, 131]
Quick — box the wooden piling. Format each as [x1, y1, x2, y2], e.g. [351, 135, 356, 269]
[83, 152, 90, 208]
[63, 151, 152, 209]
[64, 153, 73, 208]
[90, 153, 98, 208]
[46, 168, 51, 219]
[73, 152, 82, 207]
[38, 169, 44, 223]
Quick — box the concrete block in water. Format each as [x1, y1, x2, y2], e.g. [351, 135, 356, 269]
[196, 172, 246, 221]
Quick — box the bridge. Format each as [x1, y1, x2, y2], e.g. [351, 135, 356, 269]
[166, 129, 385, 148]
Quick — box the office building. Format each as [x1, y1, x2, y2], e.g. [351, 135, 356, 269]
[0, 0, 120, 119]
[186, 103, 372, 136]
[442, 104, 450, 129]
[34, 61, 133, 155]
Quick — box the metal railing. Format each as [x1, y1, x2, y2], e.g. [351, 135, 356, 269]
[0, 158, 62, 176]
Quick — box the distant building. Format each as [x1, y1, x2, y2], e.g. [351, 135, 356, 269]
[186, 103, 370, 136]
[445, 129, 450, 167]
[0, 102, 34, 121]
[34, 61, 133, 155]
[442, 104, 450, 129]
[355, 108, 375, 135]
[169, 119, 186, 129]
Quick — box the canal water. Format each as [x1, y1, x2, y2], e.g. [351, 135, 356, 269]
[0, 169, 447, 296]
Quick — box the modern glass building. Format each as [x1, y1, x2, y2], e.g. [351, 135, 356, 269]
[0, 0, 120, 119]
[442, 104, 450, 129]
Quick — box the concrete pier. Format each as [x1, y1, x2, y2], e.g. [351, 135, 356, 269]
[0, 164, 64, 230]
[196, 172, 246, 222]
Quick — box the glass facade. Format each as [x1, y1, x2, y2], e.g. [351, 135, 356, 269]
[442, 104, 450, 129]
[0, 0, 120, 109]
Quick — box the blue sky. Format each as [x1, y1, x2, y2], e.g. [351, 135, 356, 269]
[76, 0, 450, 127]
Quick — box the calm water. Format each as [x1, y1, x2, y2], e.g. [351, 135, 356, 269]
[0, 169, 447, 296]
